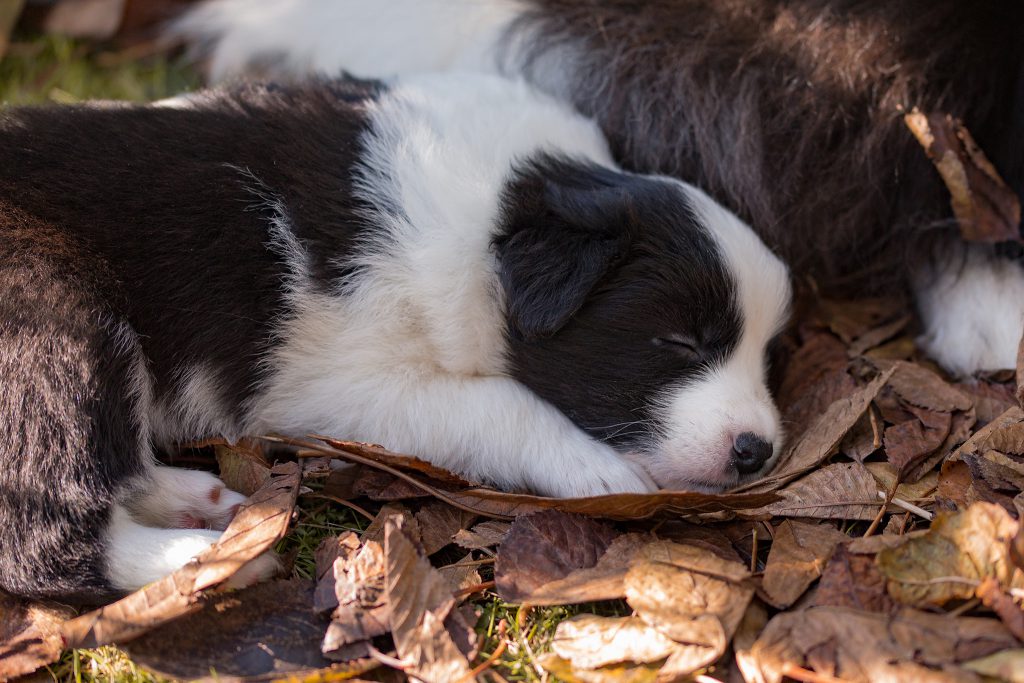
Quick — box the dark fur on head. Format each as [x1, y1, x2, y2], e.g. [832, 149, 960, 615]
[496, 155, 742, 447]
[505, 0, 1024, 297]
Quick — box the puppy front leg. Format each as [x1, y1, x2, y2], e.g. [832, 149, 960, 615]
[349, 374, 658, 498]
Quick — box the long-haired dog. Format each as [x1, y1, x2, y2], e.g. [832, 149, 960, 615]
[0, 73, 789, 599]
[173, 0, 1024, 376]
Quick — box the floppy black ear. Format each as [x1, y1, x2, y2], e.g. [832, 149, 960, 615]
[493, 159, 635, 341]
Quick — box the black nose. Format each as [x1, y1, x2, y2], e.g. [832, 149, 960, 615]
[732, 433, 773, 474]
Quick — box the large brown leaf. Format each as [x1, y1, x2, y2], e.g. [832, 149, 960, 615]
[905, 110, 1022, 244]
[738, 605, 1017, 683]
[0, 592, 73, 681]
[736, 369, 894, 493]
[761, 521, 849, 608]
[496, 510, 618, 602]
[741, 462, 882, 520]
[384, 517, 474, 682]
[314, 533, 389, 661]
[813, 543, 895, 613]
[877, 502, 1024, 606]
[122, 579, 374, 681]
[61, 461, 299, 648]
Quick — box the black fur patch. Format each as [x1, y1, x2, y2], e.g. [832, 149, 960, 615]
[496, 155, 742, 447]
[0, 77, 382, 599]
[506, 0, 1024, 297]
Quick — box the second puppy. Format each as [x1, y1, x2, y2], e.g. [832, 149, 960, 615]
[0, 73, 790, 599]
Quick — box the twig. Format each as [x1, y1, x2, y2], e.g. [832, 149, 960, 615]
[750, 525, 759, 573]
[869, 404, 882, 450]
[878, 491, 933, 521]
[781, 663, 849, 683]
[466, 619, 508, 680]
[453, 580, 496, 599]
[864, 482, 898, 537]
[948, 598, 981, 617]
[305, 493, 376, 522]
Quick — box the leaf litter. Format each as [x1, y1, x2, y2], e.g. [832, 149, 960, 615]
[4, 119, 1024, 682]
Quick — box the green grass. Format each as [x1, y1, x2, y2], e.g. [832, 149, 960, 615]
[0, 34, 198, 105]
[0, 36, 577, 682]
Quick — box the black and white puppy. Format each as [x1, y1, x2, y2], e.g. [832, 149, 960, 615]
[0, 73, 791, 599]
[171, 0, 1024, 378]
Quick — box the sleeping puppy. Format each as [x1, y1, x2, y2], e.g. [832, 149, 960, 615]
[0, 73, 791, 600]
[171, 0, 1024, 378]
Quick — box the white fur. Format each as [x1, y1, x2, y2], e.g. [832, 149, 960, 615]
[915, 243, 1024, 376]
[170, 0, 520, 83]
[125, 466, 247, 530]
[246, 74, 658, 497]
[644, 184, 791, 491]
[103, 505, 278, 591]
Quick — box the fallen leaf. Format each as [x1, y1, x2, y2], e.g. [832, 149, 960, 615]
[495, 511, 618, 602]
[963, 649, 1024, 683]
[452, 521, 510, 550]
[743, 462, 882, 520]
[876, 359, 973, 413]
[314, 533, 389, 662]
[905, 110, 1022, 244]
[812, 544, 894, 613]
[123, 579, 375, 681]
[384, 516, 474, 682]
[877, 502, 1024, 606]
[739, 605, 1016, 683]
[538, 652, 663, 683]
[737, 369, 894, 493]
[975, 576, 1024, 641]
[515, 533, 653, 606]
[362, 503, 418, 547]
[273, 437, 779, 520]
[549, 615, 680, 669]
[0, 592, 73, 680]
[414, 501, 476, 556]
[61, 461, 299, 648]
[623, 543, 753, 678]
[215, 441, 271, 496]
[437, 554, 483, 597]
[761, 521, 848, 608]
[883, 407, 951, 477]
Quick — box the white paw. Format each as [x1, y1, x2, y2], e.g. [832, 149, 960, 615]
[221, 552, 282, 590]
[127, 466, 247, 530]
[534, 434, 659, 498]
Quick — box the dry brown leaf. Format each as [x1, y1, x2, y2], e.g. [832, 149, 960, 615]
[627, 541, 753, 658]
[847, 315, 910, 357]
[877, 502, 1024, 607]
[976, 576, 1024, 641]
[538, 653, 664, 683]
[61, 461, 299, 648]
[876, 359, 973, 413]
[384, 516, 474, 682]
[362, 502, 418, 547]
[0, 592, 73, 680]
[452, 520, 510, 550]
[865, 462, 939, 503]
[414, 501, 476, 556]
[122, 578, 374, 681]
[761, 521, 849, 608]
[812, 544, 895, 613]
[274, 436, 779, 520]
[742, 462, 882, 520]
[495, 511, 619, 602]
[963, 649, 1024, 682]
[956, 379, 1017, 424]
[516, 533, 653, 606]
[883, 407, 951, 477]
[905, 110, 1022, 244]
[215, 441, 272, 496]
[549, 615, 680, 670]
[314, 533, 389, 661]
[438, 554, 483, 597]
[737, 369, 894, 493]
[739, 605, 1016, 683]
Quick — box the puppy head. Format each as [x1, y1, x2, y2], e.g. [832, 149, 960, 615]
[495, 154, 791, 492]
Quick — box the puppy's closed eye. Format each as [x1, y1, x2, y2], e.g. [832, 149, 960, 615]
[653, 335, 703, 365]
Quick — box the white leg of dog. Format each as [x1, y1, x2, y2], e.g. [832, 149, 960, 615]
[262, 373, 658, 498]
[915, 243, 1024, 376]
[103, 506, 279, 592]
[125, 466, 248, 530]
